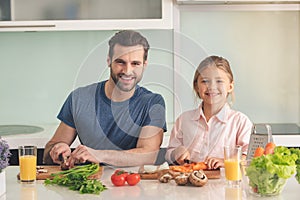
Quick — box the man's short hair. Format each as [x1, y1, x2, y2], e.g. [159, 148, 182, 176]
[108, 30, 150, 62]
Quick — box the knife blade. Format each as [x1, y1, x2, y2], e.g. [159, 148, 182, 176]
[59, 154, 69, 170]
[184, 159, 192, 164]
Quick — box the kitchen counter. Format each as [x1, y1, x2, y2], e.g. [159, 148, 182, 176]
[1, 166, 299, 200]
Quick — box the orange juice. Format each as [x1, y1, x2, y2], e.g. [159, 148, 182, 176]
[19, 155, 37, 182]
[224, 159, 241, 181]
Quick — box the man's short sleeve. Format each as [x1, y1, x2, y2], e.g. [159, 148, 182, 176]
[57, 92, 76, 128]
[145, 94, 167, 132]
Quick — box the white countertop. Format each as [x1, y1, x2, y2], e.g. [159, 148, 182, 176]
[1, 166, 300, 200]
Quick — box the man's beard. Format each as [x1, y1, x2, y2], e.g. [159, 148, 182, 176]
[110, 69, 139, 92]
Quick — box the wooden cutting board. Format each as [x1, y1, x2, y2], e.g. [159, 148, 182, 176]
[140, 169, 220, 180]
[17, 165, 103, 180]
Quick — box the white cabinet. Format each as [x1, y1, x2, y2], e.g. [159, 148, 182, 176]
[176, 0, 300, 4]
[0, 0, 173, 31]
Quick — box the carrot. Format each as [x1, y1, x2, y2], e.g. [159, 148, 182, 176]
[169, 165, 192, 173]
[264, 142, 276, 155]
[192, 162, 208, 170]
[253, 147, 265, 157]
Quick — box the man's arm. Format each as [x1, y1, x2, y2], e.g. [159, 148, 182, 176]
[43, 122, 77, 164]
[68, 125, 164, 167]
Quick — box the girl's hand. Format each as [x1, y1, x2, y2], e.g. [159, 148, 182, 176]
[172, 146, 190, 165]
[205, 157, 224, 169]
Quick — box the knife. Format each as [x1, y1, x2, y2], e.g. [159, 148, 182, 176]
[58, 154, 67, 163]
[59, 154, 69, 170]
[184, 159, 192, 164]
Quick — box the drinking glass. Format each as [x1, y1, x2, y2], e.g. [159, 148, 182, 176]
[225, 186, 242, 200]
[224, 145, 242, 187]
[21, 184, 37, 200]
[18, 146, 37, 183]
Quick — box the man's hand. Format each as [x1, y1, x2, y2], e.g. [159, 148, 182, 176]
[49, 142, 71, 164]
[67, 145, 99, 168]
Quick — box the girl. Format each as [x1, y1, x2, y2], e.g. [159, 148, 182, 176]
[165, 55, 252, 169]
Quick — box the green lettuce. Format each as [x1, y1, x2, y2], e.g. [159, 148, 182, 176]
[290, 148, 300, 183]
[246, 146, 300, 195]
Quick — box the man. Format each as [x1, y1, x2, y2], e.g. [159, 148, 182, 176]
[43, 30, 167, 167]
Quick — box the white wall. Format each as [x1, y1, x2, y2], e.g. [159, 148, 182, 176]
[175, 9, 300, 124]
[0, 9, 299, 128]
[0, 30, 174, 125]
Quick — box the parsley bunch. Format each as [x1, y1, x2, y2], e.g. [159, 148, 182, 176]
[44, 163, 107, 194]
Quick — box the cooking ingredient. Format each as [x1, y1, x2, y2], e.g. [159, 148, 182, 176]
[19, 155, 37, 181]
[158, 172, 173, 183]
[246, 146, 300, 195]
[44, 164, 106, 194]
[192, 162, 208, 170]
[159, 170, 208, 187]
[224, 160, 241, 181]
[290, 148, 300, 183]
[111, 170, 128, 186]
[264, 142, 276, 155]
[174, 173, 189, 186]
[188, 170, 208, 187]
[253, 147, 265, 157]
[169, 165, 192, 173]
[169, 161, 208, 173]
[126, 173, 141, 186]
[114, 169, 128, 178]
[141, 162, 169, 173]
[111, 170, 141, 186]
[37, 168, 48, 173]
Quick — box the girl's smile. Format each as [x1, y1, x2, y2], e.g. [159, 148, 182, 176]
[196, 65, 234, 110]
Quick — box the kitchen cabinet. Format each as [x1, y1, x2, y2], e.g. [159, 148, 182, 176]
[0, 0, 173, 31]
[176, 0, 300, 4]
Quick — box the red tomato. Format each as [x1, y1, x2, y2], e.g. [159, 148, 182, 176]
[126, 173, 141, 186]
[111, 170, 128, 186]
[114, 169, 128, 177]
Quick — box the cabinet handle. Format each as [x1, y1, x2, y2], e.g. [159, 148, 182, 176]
[0, 25, 56, 28]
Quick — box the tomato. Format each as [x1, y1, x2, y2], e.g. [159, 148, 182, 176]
[114, 169, 128, 177]
[126, 173, 141, 186]
[111, 169, 128, 186]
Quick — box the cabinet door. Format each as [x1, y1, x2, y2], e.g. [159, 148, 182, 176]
[0, 0, 173, 31]
[176, 0, 300, 4]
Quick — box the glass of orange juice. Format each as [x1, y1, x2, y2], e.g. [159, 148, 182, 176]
[18, 146, 37, 183]
[224, 145, 242, 187]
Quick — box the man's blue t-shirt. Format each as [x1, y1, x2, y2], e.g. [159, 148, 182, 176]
[57, 81, 167, 150]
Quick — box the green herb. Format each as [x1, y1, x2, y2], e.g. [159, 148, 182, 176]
[44, 164, 107, 194]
